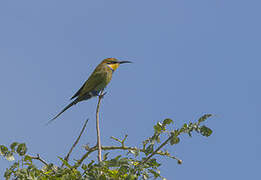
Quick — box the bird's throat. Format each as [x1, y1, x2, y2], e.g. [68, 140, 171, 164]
[107, 64, 119, 71]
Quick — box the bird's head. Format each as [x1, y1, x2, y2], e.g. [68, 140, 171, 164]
[102, 58, 132, 71]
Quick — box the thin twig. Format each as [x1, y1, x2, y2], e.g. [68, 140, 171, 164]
[75, 144, 181, 168]
[111, 135, 128, 147]
[138, 134, 175, 166]
[61, 119, 89, 168]
[74, 145, 97, 168]
[96, 90, 104, 162]
[28, 154, 49, 166]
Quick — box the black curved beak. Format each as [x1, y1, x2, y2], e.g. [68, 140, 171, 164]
[119, 60, 132, 64]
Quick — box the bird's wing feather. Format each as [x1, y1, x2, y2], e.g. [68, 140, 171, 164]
[71, 72, 105, 100]
[78, 72, 105, 97]
[70, 81, 85, 100]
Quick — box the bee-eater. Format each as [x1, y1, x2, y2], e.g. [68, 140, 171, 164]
[48, 58, 132, 124]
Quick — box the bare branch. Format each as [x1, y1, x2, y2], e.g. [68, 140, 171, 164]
[138, 134, 181, 167]
[75, 144, 181, 168]
[111, 135, 128, 147]
[28, 154, 49, 166]
[61, 119, 89, 168]
[96, 90, 105, 162]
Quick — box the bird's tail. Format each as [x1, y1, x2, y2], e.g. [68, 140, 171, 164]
[46, 100, 77, 125]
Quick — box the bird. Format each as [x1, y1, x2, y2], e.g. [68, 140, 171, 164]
[47, 58, 132, 124]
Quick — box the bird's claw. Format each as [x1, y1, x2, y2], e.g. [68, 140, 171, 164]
[99, 91, 107, 99]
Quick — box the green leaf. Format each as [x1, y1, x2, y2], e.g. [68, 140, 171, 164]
[16, 143, 27, 156]
[155, 135, 160, 143]
[154, 122, 164, 134]
[0, 145, 9, 156]
[9, 162, 19, 173]
[145, 144, 154, 155]
[125, 174, 138, 180]
[107, 155, 122, 167]
[200, 126, 213, 137]
[182, 123, 188, 129]
[5, 152, 15, 161]
[87, 160, 95, 168]
[170, 136, 180, 145]
[103, 152, 109, 161]
[10, 142, 19, 152]
[163, 118, 173, 125]
[24, 155, 33, 164]
[150, 134, 160, 144]
[4, 169, 12, 179]
[146, 158, 161, 167]
[82, 164, 87, 170]
[58, 157, 72, 168]
[198, 114, 212, 123]
[99, 174, 107, 180]
[149, 169, 160, 178]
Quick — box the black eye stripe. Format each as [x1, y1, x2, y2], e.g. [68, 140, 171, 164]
[108, 61, 118, 64]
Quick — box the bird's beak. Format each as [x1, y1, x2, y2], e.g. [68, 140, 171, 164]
[119, 60, 132, 64]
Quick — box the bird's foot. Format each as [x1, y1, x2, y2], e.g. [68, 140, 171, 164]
[99, 91, 107, 99]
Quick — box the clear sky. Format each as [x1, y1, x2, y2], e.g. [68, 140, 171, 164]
[0, 0, 259, 179]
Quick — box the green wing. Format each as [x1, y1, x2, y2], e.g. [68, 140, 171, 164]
[70, 72, 105, 100]
[70, 81, 85, 100]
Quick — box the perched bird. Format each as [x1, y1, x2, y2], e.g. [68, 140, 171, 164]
[48, 58, 132, 124]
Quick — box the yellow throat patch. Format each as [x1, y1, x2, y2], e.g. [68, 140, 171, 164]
[107, 63, 119, 71]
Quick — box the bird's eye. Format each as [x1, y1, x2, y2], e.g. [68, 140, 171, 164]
[108, 61, 117, 64]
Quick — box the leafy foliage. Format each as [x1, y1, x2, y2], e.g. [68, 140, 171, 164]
[1, 114, 213, 180]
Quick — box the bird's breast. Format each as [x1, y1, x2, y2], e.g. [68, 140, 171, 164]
[94, 66, 112, 91]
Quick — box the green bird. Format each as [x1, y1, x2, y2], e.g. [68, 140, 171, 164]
[48, 58, 132, 124]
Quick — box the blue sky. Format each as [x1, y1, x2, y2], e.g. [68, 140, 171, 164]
[0, 0, 260, 179]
